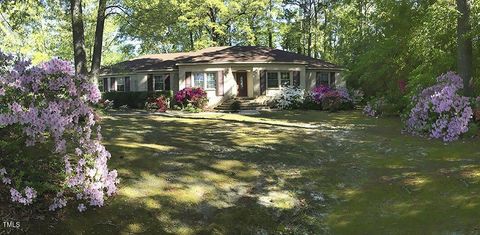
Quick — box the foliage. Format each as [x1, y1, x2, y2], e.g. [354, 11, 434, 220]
[404, 72, 474, 142]
[274, 86, 305, 110]
[145, 96, 170, 112]
[0, 51, 118, 211]
[101, 91, 173, 109]
[230, 100, 241, 112]
[363, 98, 385, 117]
[96, 99, 114, 111]
[308, 85, 353, 112]
[175, 87, 208, 111]
[0, 0, 128, 65]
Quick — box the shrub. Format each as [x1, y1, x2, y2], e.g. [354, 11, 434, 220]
[0, 51, 118, 212]
[145, 96, 169, 112]
[404, 72, 474, 142]
[274, 86, 305, 110]
[363, 97, 387, 117]
[230, 100, 241, 112]
[174, 87, 208, 110]
[472, 97, 480, 123]
[308, 85, 353, 111]
[97, 99, 114, 111]
[102, 91, 173, 109]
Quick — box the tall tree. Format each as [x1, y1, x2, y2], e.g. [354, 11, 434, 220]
[456, 0, 474, 96]
[91, 0, 107, 81]
[70, 0, 88, 75]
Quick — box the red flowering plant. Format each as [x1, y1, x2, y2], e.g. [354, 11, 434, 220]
[174, 87, 208, 111]
[145, 95, 170, 112]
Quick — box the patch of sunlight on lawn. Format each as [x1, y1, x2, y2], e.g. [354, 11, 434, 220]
[258, 190, 299, 209]
[114, 141, 177, 152]
[127, 223, 146, 233]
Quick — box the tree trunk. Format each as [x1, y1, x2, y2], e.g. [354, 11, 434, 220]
[456, 0, 474, 96]
[90, 0, 107, 82]
[268, 0, 273, 48]
[70, 0, 88, 76]
[189, 31, 194, 50]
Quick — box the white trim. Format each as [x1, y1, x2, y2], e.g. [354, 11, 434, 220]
[306, 67, 344, 71]
[99, 69, 178, 76]
[177, 61, 309, 66]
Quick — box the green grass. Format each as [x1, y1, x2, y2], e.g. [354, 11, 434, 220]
[33, 110, 480, 234]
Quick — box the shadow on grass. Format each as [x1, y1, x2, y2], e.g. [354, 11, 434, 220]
[24, 111, 480, 234]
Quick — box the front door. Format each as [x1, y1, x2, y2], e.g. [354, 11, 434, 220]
[235, 72, 248, 97]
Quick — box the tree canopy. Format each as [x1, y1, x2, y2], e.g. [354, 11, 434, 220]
[0, 0, 478, 96]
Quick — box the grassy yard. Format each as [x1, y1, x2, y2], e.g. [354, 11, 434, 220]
[35, 110, 480, 234]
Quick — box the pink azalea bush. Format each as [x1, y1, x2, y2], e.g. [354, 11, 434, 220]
[174, 87, 208, 110]
[0, 51, 118, 212]
[308, 85, 353, 111]
[404, 72, 474, 142]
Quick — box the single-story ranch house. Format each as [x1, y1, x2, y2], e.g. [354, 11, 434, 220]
[100, 46, 344, 107]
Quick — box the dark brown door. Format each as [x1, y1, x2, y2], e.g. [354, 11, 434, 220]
[235, 72, 248, 97]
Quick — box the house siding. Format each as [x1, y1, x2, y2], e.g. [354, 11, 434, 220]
[100, 65, 343, 108]
[305, 70, 345, 90]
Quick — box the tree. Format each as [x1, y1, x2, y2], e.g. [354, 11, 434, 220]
[456, 0, 474, 96]
[70, 0, 88, 75]
[91, 0, 108, 81]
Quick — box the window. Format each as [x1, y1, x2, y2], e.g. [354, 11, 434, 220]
[280, 72, 290, 86]
[267, 72, 279, 88]
[193, 72, 205, 88]
[191, 72, 217, 90]
[206, 73, 216, 89]
[116, 77, 125, 91]
[98, 79, 104, 92]
[154, 75, 166, 91]
[316, 72, 329, 86]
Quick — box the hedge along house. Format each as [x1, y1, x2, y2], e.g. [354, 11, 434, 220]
[99, 46, 344, 108]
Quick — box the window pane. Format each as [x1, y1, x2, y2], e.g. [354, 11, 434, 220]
[206, 73, 216, 89]
[154, 75, 165, 91]
[280, 72, 290, 86]
[117, 78, 125, 91]
[193, 72, 204, 88]
[267, 72, 279, 88]
[316, 72, 329, 86]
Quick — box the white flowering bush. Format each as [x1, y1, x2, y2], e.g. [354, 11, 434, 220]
[274, 86, 305, 110]
[0, 51, 118, 212]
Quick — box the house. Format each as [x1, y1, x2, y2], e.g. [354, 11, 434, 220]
[99, 46, 344, 107]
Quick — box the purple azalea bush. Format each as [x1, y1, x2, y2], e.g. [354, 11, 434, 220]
[175, 87, 208, 110]
[405, 72, 474, 142]
[0, 51, 118, 212]
[309, 85, 353, 111]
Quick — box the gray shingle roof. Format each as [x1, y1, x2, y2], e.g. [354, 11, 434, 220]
[101, 46, 341, 74]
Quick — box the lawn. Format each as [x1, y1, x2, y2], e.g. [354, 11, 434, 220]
[32, 110, 480, 234]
